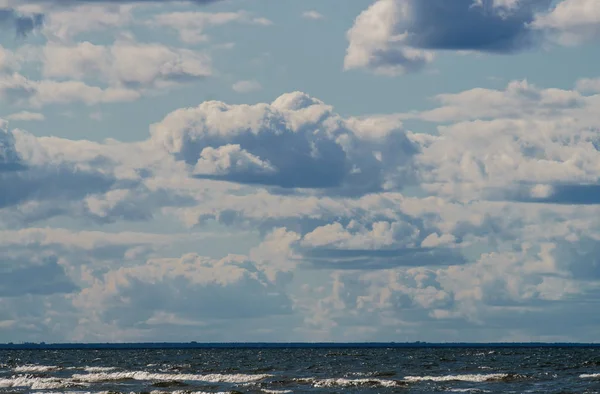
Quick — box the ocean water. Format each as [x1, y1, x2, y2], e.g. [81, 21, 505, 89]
[1, 347, 600, 393]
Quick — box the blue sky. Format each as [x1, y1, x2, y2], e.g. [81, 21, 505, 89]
[2, 0, 600, 343]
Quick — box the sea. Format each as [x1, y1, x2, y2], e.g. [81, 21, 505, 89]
[2, 345, 600, 393]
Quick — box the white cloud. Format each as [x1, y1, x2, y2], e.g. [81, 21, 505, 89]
[576, 77, 600, 93]
[0, 72, 141, 107]
[302, 10, 324, 20]
[530, 0, 600, 45]
[41, 40, 212, 89]
[6, 111, 44, 121]
[3, 81, 600, 341]
[344, 0, 434, 75]
[149, 91, 416, 193]
[345, 0, 600, 75]
[231, 79, 262, 93]
[41, 4, 135, 42]
[151, 11, 272, 44]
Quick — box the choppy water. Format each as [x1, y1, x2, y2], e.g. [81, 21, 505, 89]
[2, 347, 600, 393]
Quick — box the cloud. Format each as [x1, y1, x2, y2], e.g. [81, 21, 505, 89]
[4, 84, 600, 341]
[0, 0, 222, 37]
[0, 255, 77, 297]
[231, 79, 262, 93]
[345, 0, 600, 75]
[401, 80, 600, 202]
[0, 122, 26, 172]
[530, 0, 600, 45]
[6, 111, 45, 121]
[41, 40, 212, 89]
[302, 10, 324, 20]
[0, 72, 141, 107]
[73, 252, 293, 337]
[41, 4, 134, 42]
[0, 8, 44, 37]
[344, 0, 434, 75]
[576, 77, 600, 93]
[150, 91, 418, 194]
[151, 10, 272, 44]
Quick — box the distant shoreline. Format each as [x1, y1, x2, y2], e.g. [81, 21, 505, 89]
[1, 342, 600, 350]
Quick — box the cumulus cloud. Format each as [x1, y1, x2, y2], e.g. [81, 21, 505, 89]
[150, 91, 418, 194]
[530, 0, 600, 45]
[3, 83, 600, 341]
[66, 247, 296, 341]
[398, 80, 600, 203]
[345, 0, 600, 74]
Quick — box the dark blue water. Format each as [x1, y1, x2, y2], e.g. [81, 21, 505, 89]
[2, 347, 600, 393]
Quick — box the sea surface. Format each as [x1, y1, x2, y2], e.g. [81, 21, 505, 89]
[2, 347, 600, 393]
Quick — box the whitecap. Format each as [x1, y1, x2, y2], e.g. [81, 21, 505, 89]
[71, 371, 271, 384]
[83, 366, 117, 372]
[297, 377, 403, 388]
[403, 373, 509, 383]
[580, 373, 600, 379]
[14, 365, 61, 373]
[0, 376, 83, 390]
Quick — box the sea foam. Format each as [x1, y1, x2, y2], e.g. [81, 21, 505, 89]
[296, 377, 403, 387]
[71, 371, 271, 383]
[14, 365, 61, 373]
[403, 373, 510, 383]
[0, 376, 83, 390]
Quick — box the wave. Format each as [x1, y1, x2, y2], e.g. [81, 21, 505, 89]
[262, 390, 293, 394]
[14, 365, 61, 373]
[71, 371, 271, 383]
[35, 390, 232, 394]
[296, 377, 405, 388]
[580, 373, 600, 379]
[403, 373, 524, 383]
[0, 376, 84, 390]
[82, 366, 117, 372]
[151, 391, 231, 394]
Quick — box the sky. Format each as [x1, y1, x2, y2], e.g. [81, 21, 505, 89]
[2, 0, 600, 343]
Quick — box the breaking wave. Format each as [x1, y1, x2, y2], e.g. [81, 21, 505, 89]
[14, 365, 61, 373]
[83, 366, 117, 372]
[403, 373, 525, 383]
[296, 377, 405, 387]
[580, 373, 600, 379]
[71, 371, 271, 383]
[0, 376, 84, 390]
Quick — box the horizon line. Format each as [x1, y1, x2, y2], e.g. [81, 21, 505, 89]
[2, 341, 600, 347]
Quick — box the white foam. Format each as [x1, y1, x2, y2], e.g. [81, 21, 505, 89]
[150, 391, 230, 394]
[299, 377, 402, 388]
[71, 371, 271, 383]
[262, 390, 293, 393]
[403, 373, 509, 383]
[14, 365, 61, 373]
[83, 366, 117, 372]
[0, 376, 82, 390]
[37, 391, 228, 394]
[580, 373, 600, 379]
[448, 389, 491, 393]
